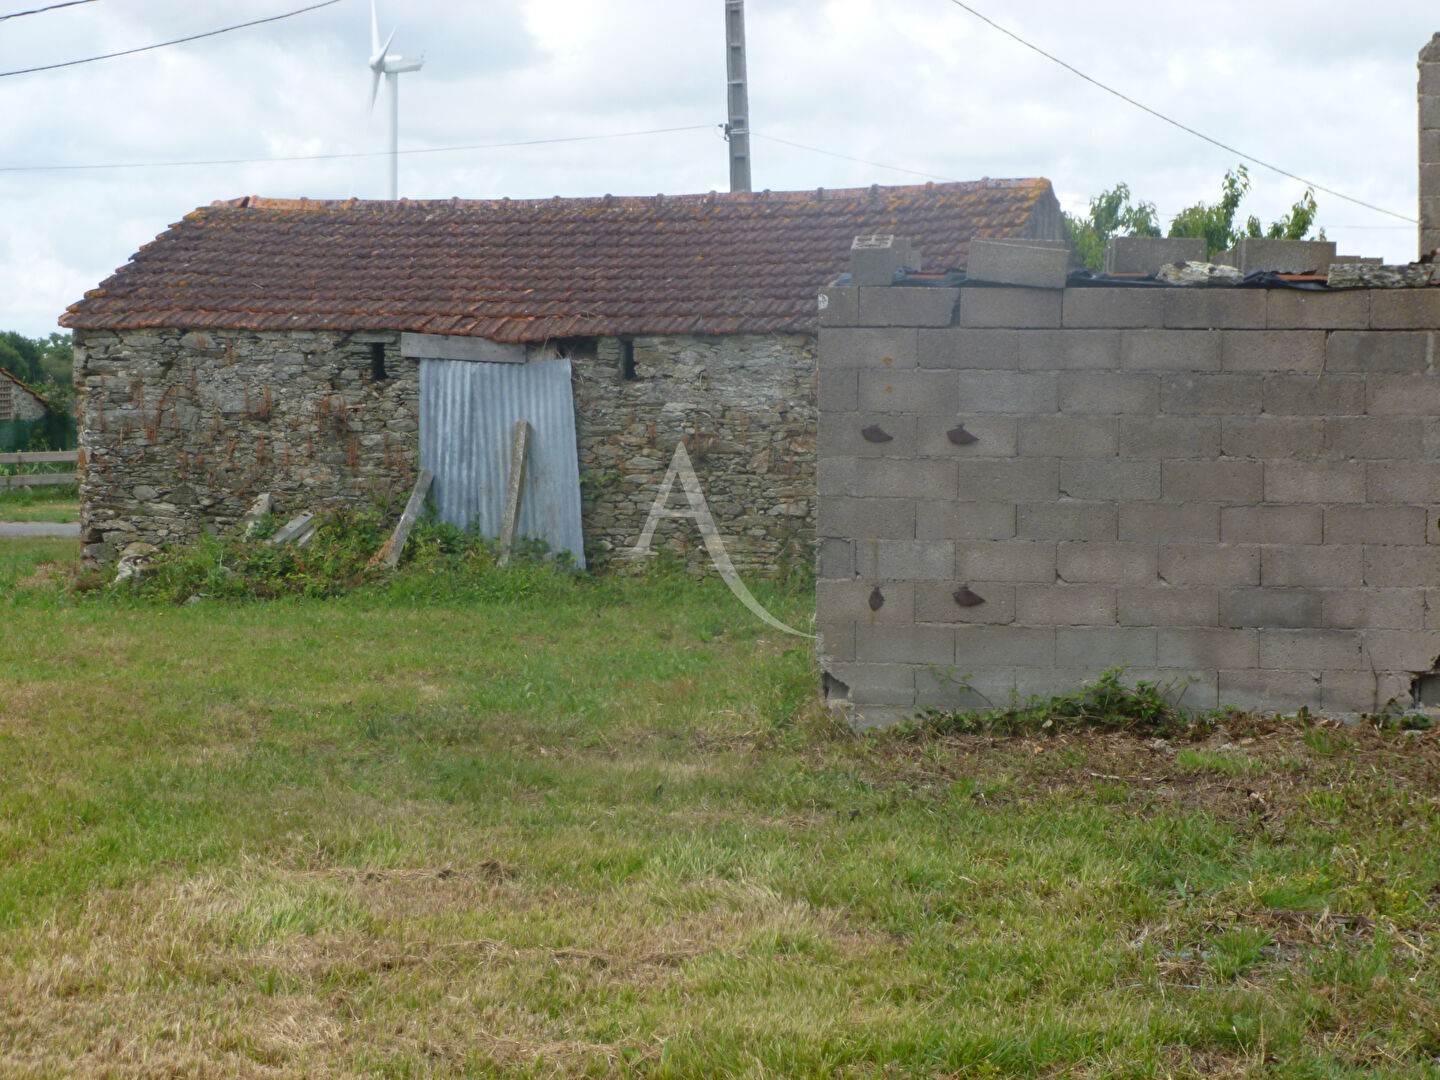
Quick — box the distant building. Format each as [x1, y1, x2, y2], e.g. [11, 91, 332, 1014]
[0, 366, 55, 452]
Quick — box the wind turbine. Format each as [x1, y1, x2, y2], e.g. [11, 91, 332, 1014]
[368, 0, 423, 200]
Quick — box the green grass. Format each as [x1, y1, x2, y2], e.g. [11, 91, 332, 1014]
[0, 484, 78, 523]
[1, 537, 1439, 1077]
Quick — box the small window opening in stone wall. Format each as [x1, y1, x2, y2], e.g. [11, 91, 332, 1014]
[370, 342, 388, 382]
[620, 338, 638, 381]
[1413, 668, 1440, 706]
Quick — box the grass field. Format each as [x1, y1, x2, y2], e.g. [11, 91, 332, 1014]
[1, 536, 1438, 1077]
[0, 485, 78, 523]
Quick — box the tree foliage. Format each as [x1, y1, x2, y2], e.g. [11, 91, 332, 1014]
[1065, 165, 1326, 270]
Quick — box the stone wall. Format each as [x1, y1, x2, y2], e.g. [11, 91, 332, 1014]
[816, 277, 1440, 725]
[74, 327, 817, 573]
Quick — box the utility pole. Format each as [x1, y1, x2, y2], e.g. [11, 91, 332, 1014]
[725, 0, 752, 193]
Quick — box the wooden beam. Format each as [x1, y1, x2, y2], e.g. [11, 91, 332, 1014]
[0, 472, 76, 489]
[400, 333, 525, 364]
[497, 420, 531, 567]
[370, 469, 434, 569]
[0, 451, 77, 466]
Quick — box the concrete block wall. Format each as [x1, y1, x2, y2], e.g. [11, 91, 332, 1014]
[1422, 33, 1440, 257]
[817, 278, 1440, 725]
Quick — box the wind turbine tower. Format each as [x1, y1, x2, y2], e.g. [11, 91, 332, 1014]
[368, 1, 423, 200]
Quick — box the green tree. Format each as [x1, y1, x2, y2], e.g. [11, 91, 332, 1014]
[1067, 166, 1326, 269]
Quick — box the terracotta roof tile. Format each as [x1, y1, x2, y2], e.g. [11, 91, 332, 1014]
[62, 179, 1060, 342]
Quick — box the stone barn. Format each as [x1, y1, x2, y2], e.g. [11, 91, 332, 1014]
[60, 179, 1065, 570]
[0, 366, 54, 453]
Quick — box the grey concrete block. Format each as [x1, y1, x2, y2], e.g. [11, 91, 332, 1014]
[1055, 626, 1157, 667]
[916, 501, 1016, 541]
[1117, 586, 1220, 627]
[1016, 501, 1117, 541]
[1221, 416, 1325, 459]
[855, 623, 955, 666]
[1159, 544, 1260, 586]
[1369, 289, 1440, 329]
[1163, 288, 1267, 330]
[957, 287, 1062, 329]
[818, 413, 916, 457]
[819, 327, 919, 370]
[817, 538, 854, 579]
[1323, 589, 1425, 631]
[850, 457, 957, 499]
[855, 539, 955, 580]
[1422, 93, 1440, 130]
[858, 370, 960, 414]
[1060, 372, 1160, 414]
[955, 540, 1057, 583]
[918, 328, 1020, 370]
[817, 579, 916, 623]
[916, 415, 1018, 458]
[1219, 669, 1322, 712]
[1057, 541, 1158, 585]
[1222, 587, 1324, 628]
[1015, 329, 1122, 370]
[1220, 330, 1325, 373]
[1117, 503, 1220, 543]
[816, 619, 855, 663]
[1016, 416, 1117, 458]
[1363, 545, 1440, 588]
[1323, 505, 1426, 546]
[1235, 238, 1336, 274]
[967, 239, 1070, 289]
[817, 369, 859, 411]
[914, 666, 1015, 709]
[1422, 56, 1440, 94]
[1118, 417, 1221, 459]
[1261, 545, 1363, 588]
[850, 235, 916, 286]
[1161, 460, 1264, 504]
[1060, 460, 1160, 502]
[1266, 289, 1368, 329]
[818, 456, 858, 497]
[1157, 627, 1258, 670]
[817, 496, 915, 540]
[954, 625, 1056, 667]
[1366, 376, 1440, 417]
[916, 581, 1017, 624]
[1325, 331, 1431, 373]
[1160, 373, 1265, 415]
[953, 459, 1059, 502]
[825, 662, 917, 706]
[1322, 671, 1393, 716]
[954, 371, 1058, 413]
[1262, 375, 1365, 417]
[1257, 628, 1367, 670]
[1104, 236, 1206, 275]
[1364, 629, 1440, 671]
[857, 287, 960, 328]
[1367, 462, 1440, 504]
[818, 285, 858, 327]
[1014, 584, 1116, 626]
[1062, 288, 1168, 328]
[1220, 506, 1323, 545]
[1120, 329, 1221, 372]
[1264, 462, 1366, 504]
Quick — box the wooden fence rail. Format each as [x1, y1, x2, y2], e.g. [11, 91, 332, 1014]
[0, 450, 78, 489]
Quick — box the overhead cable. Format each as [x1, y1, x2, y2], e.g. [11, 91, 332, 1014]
[0, 0, 96, 22]
[751, 132, 957, 183]
[943, 0, 1417, 224]
[0, 124, 715, 173]
[0, 0, 346, 78]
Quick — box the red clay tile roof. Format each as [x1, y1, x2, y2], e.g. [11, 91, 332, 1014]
[62, 179, 1061, 342]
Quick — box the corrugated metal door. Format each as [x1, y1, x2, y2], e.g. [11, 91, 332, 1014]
[419, 357, 586, 567]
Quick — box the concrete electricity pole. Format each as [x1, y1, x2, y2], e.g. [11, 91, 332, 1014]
[725, 0, 752, 193]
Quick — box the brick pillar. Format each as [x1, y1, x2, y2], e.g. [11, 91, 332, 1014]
[1421, 33, 1440, 258]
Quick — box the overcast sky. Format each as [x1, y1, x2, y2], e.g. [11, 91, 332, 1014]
[1, 0, 1435, 339]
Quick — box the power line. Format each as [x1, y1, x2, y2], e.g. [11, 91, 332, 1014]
[943, 0, 1417, 224]
[0, 124, 715, 173]
[0, 0, 346, 78]
[0, 0, 96, 22]
[751, 132, 957, 183]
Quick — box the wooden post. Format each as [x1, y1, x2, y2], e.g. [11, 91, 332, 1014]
[370, 469, 434, 569]
[498, 420, 531, 567]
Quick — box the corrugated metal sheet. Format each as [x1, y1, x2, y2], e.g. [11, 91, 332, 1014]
[420, 357, 586, 567]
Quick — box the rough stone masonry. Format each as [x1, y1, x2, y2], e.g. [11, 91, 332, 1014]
[815, 259, 1440, 725]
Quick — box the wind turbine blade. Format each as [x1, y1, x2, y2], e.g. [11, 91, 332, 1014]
[370, 25, 396, 69]
[370, 0, 379, 57]
[368, 66, 382, 113]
